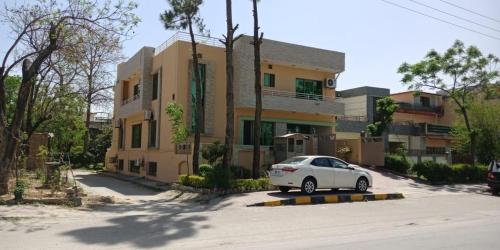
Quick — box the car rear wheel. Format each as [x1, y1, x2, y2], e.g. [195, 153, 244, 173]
[279, 186, 291, 193]
[301, 178, 316, 195]
[355, 177, 369, 193]
[492, 188, 499, 196]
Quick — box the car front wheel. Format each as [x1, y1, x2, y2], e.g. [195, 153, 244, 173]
[301, 178, 316, 195]
[356, 177, 369, 193]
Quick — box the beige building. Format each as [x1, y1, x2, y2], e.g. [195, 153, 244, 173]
[106, 32, 345, 182]
[389, 91, 453, 164]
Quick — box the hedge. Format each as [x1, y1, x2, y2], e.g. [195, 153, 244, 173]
[178, 175, 272, 192]
[384, 155, 411, 174]
[412, 161, 487, 183]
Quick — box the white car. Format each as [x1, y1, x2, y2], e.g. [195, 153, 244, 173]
[269, 155, 373, 195]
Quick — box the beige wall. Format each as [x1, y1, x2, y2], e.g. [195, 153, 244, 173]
[393, 112, 440, 124]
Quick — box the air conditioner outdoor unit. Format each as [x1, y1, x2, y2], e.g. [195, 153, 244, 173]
[325, 78, 337, 89]
[144, 110, 153, 120]
[114, 118, 122, 128]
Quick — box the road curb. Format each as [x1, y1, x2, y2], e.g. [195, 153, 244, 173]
[247, 193, 405, 207]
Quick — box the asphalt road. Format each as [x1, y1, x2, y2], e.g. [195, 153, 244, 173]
[1, 171, 499, 250]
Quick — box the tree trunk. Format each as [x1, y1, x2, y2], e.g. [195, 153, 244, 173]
[252, 0, 262, 179]
[222, 0, 235, 170]
[461, 106, 476, 166]
[188, 19, 202, 175]
[83, 92, 92, 153]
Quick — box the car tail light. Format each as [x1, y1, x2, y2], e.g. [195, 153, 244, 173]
[488, 172, 495, 180]
[282, 167, 298, 173]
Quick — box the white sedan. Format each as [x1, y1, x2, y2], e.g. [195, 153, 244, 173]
[269, 155, 373, 194]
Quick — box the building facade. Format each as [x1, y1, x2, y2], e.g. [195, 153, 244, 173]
[389, 91, 453, 164]
[106, 32, 345, 182]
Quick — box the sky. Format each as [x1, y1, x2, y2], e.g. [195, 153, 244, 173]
[1, 0, 500, 94]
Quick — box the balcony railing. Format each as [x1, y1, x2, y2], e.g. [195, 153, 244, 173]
[121, 94, 140, 106]
[155, 31, 224, 56]
[396, 102, 443, 114]
[262, 89, 335, 102]
[336, 115, 368, 122]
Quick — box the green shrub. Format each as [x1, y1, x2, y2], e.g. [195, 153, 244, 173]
[13, 180, 27, 200]
[451, 164, 487, 183]
[199, 164, 213, 177]
[179, 175, 208, 188]
[206, 164, 232, 189]
[201, 141, 226, 166]
[231, 178, 271, 191]
[384, 155, 411, 174]
[230, 165, 252, 179]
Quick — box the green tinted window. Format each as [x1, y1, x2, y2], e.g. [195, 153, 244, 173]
[264, 73, 275, 87]
[191, 64, 206, 132]
[131, 124, 141, 148]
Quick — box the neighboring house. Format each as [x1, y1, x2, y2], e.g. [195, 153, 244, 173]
[106, 32, 345, 182]
[88, 112, 112, 136]
[389, 91, 453, 164]
[335, 86, 390, 166]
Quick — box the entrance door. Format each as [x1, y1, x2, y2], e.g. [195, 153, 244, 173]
[286, 138, 306, 159]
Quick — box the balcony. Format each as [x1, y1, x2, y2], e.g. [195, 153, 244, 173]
[396, 102, 444, 115]
[389, 122, 451, 136]
[260, 89, 344, 115]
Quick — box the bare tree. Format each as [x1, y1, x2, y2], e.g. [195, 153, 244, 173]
[251, 0, 263, 179]
[0, 0, 139, 194]
[220, 0, 242, 170]
[70, 29, 124, 153]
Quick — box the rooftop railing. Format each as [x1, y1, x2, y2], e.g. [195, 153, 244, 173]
[155, 31, 224, 56]
[262, 88, 336, 103]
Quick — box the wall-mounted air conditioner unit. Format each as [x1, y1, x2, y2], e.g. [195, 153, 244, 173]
[144, 110, 153, 120]
[325, 78, 337, 89]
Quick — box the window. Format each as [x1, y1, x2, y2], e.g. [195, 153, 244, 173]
[131, 124, 142, 148]
[148, 162, 157, 176]
[263, 73, 275, 87]
[330, 159, 348, 169]
[133, 84, 140, 96]
[243, 120, 275, 146]
[295, 78, 323, 100]
[287, 123, 312, 134]
[129, 160, 140, 173]
[148, 120, 157, 148]
[118, 127, 124, 149]
[152, 72, 159, 100]
[311, 158, 332, 167]
[420, 96, 430, 107]
[118, 159, 124, 171]
[191, 64, 206, 132]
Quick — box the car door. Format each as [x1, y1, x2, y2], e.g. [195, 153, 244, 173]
[309, 157, 335, 188]
[329, 158, 357, 188]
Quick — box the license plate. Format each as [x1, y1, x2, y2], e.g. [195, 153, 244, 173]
[271, 170, 283, 176]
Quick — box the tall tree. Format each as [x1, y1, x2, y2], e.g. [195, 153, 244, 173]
[160, 0, 207, 175]
[70, 29, 124, 153]
[220, 0, 242, 170]
[398, 40, 499, 166]
[251, 0, 263, 179]
[0, 0, 138, 194]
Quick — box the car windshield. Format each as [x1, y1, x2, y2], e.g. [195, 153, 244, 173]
[280, 157, 308, 164]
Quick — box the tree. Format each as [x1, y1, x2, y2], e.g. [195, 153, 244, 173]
[70, 29, 124, 153]
[251, 0, 263, 179]
[367, 97, 398, 136]
[0, 0, 139, 194]
[398, 40, 499, 166]
[453, 99, 500, 164]
[220, 0, 242, 170]
[201, 141, 225, 166]
[166, 102, 190, 174]
[161, 0, 207, 175]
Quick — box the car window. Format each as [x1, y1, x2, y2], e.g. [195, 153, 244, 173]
[311, 158, 332, 168]
[280, 157, 307, 164]
[330, 158, 348, 169]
